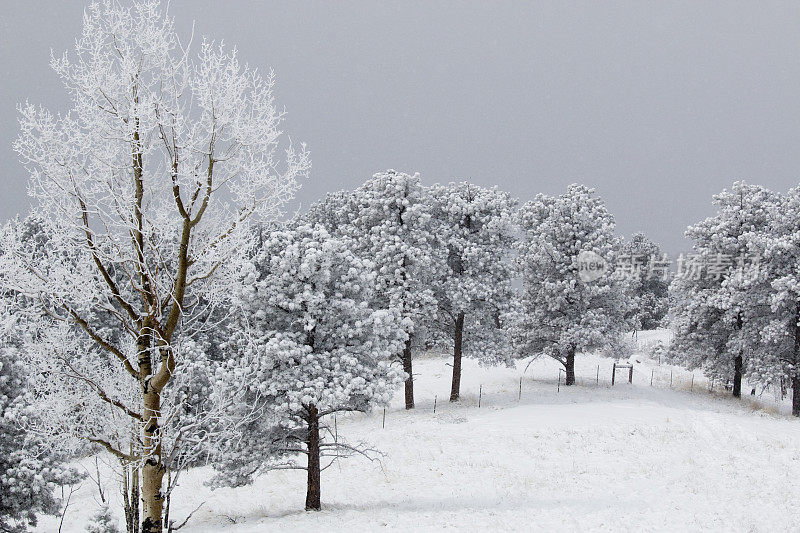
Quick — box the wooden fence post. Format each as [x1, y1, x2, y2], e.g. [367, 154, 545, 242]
[479, 385, 482, 408]
[612, 363, 616, 386]
[628, 366, 633, 384]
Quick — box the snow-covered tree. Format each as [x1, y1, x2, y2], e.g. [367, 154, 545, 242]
[303, 170, 438, 409]
[0, 306, 83, 533]
[758, 186, 800, 416]
[302, 189, 358, 235]
[0, 2, 309, 531]
[86, 505, 121, 533]
[619, 232, 669, 330]
[512, 184, 632, 385]
[667, 182, 777, 398]
[210, 224, 407, 510]
[427, 182, 517, 401]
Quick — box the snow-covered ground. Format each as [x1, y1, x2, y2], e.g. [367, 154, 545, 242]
[39, 330, 800, 532]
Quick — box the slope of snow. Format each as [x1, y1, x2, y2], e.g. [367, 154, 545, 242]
[39, 330, 800, 532]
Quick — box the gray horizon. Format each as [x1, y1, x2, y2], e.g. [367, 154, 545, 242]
[2, 1, 799, 255]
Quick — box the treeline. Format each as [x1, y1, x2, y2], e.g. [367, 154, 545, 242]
[1, 168, 661, 530]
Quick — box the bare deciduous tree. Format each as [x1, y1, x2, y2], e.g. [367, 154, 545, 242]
[1, 1, 309, 531]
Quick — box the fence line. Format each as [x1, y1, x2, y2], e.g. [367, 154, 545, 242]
[371, 357, 790, 428]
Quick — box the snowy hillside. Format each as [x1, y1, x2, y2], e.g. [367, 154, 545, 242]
[39, 331, 800, 532]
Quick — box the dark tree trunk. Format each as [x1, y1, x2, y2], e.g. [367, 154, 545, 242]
[732, 354, 743, 398]
[792, 376, 800, 417]
[305, 404, 321, 510]
[402, 336, 414, 409]
[565, 347, 575, 386]
[122, 458, 139, 533]
[450, 312, 465, 402]
[793, 305, 800, 417]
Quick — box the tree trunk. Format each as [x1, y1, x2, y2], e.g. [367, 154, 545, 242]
[141, 387, 165, 533]
[305, 404, 322, 510]
[565, 347, 575, 386]
[792, 377, 800, 417]
[732, 354, 743, 398]
[139, 328, 164, 533]
[450, 312, 465, 402]
[402, 336, 414, 409]
[793, 305, 800, 417]
[122, 458, 139, 533]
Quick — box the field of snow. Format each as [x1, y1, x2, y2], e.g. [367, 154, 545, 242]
[40, 330, 800, 532]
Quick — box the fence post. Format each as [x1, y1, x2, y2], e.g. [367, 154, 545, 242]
[612, 363, 616, 386]
[519, 377, 522, 401]
[382, 408, 386, 428]
[433, 395, 437, 414]
[629, 366, 633, 384]
[558, 369, 562, 393]
[691, 374, 694, 391]
[650, 369, 654, 386]
[596, 365, 599, 385]
[479, 385, 482, 408]
[670, 370, 673, 388]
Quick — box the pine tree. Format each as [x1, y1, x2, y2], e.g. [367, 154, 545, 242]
[759, 186, 800, 415]
[667, 182, 778, 398]
[427, 182, 517, 401]
[512, 184, 632, 385]
[1, 342, 83, 533]
[619, 233, 669, 330]
[86, 505, 121, 533]
[209, 224, 407, 510]
[303, 170, 438, 409]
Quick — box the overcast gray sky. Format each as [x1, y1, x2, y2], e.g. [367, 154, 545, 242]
[2, 1, 799, 253]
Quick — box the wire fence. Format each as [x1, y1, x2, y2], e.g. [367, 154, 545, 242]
[368, 355, 793, 427]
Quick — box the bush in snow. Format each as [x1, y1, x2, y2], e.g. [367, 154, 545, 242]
[86, 505, 121, 533]
[512, 184, 632, 385]
[210, 224, 407, 510]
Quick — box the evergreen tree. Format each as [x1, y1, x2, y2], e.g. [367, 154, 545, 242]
[427, 182, 517, 401]
[303, 170, 438, 409]
[667, 182, 777, 398]
[759, 186, 800, 415]
[619, 233, 669, 330]
[512, 184, 632, 385]
[1, 342, 82, 533]
[86, 505, 121, 533]
[210, 224, 407, 510]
